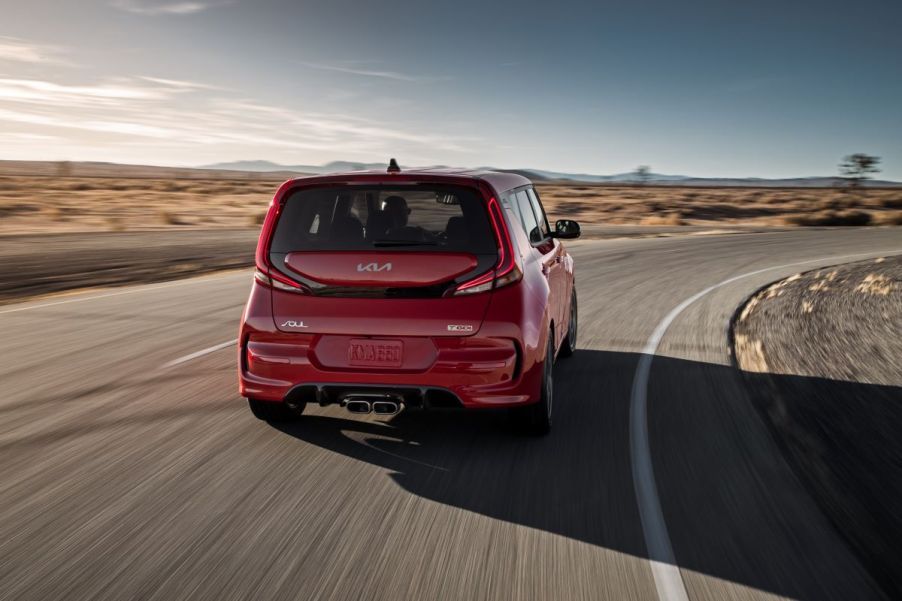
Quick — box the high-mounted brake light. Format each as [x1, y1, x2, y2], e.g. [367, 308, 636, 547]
[454, 196, 521, 295]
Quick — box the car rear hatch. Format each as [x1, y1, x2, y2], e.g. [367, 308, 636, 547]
[264, 182, 500, 341]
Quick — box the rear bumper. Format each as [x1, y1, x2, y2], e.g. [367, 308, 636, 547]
[239, 333, 541, 409]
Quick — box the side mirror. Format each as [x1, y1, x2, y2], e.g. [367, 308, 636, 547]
[553, 219, 581, 239]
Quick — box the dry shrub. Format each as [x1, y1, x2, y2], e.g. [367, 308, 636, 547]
[873, 211, 902, 226]
[786, 210, 873, 226]
[825, 194, 862, 209]
[106, 216, 126, 232]
[44, 206, 64, 221]
[249, 211, 267, 226]
[161, 181, 191, 193]
[159, 210, 189, 225]
[640, 212, 684, 226]
[69, 182, 98, 191]
[763, 193, 792, 204]
[0, 202, 39, 217]
[880, 197, 902, 209]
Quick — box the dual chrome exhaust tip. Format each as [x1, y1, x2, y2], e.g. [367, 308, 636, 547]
[344, 395, 404, 416]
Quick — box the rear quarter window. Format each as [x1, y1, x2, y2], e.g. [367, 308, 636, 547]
[513, 190, 543, 244]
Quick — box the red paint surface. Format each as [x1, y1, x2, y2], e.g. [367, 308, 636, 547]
[283, 251, 477, 287]
[239, 169, 576, 409]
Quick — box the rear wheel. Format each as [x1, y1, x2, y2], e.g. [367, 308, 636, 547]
[560, 288, 577, 358]
[248, 399, 303, 422]
[513, 331, 554, 436]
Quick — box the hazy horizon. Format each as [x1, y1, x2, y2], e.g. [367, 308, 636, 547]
[1, 0, 900, 179]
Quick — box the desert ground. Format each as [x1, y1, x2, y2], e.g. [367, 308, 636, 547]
[1, 162, 901, 234]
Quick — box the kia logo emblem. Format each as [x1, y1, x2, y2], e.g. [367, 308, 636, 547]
[357, 262, 392, 272]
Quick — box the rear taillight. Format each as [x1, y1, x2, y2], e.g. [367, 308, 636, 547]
[253, 185, 309, 294]
[454, 196, 521, 295]
[254, 268, 307, 292]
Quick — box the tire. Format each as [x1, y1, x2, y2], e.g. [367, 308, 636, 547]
[248, 398, 303, 422]
[513, 330, 554, 435]
[560, 288, 577, 358]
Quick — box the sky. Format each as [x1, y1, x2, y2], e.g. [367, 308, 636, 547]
[1, 0, 900, 178]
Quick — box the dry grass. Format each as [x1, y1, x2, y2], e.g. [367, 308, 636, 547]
[1, 173, 901, 234]
[535, 182, 902, 228]
[783, 209, 873, 226]
[0, 175, 279, 233]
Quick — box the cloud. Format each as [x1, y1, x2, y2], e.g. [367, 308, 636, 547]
[0, 37, 68, 65]
[110, 0, 227, 15]
[0, 73, 476, 161]
[0, 78, 167, 103]
[0, 132, 60, 142]
[138, 76, 223, 90]
[298, 62, 446, 83]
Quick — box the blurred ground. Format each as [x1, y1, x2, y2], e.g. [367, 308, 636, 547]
[0, 226, 787, 303]
[733, 257, 902, 597]
[2, 162, 901, 234]
[2, 231, 898, 601]
[0, 230, 258, 303]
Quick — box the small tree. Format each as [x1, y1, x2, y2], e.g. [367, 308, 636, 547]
[635, 165, 651, 185]
[839, 153, 881, 188]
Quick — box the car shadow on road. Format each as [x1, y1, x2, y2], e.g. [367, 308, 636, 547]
[270, 349, 901, 600]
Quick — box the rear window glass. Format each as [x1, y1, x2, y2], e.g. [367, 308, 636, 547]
[270, 185, 497, 254]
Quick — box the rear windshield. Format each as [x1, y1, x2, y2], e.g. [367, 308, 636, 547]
[270, 185, 497, 254]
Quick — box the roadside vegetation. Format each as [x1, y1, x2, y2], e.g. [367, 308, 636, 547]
[1, 160, 900, 234]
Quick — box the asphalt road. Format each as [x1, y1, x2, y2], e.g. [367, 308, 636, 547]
[0, 224, 793, 304]
[1, 228, 900, 601]
[0, 229, 259, 302]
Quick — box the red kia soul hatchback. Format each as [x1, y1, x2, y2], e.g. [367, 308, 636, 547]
[239, 161, 580, 434]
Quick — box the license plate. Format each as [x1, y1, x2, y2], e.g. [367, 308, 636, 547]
[348, 339, 403, 367]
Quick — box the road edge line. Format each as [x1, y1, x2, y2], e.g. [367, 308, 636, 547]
[630, 248, 901, 601]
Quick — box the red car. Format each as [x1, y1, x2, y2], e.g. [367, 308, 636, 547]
[239, 161, 580, 434]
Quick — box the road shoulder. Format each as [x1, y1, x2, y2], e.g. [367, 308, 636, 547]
[731, 256, 902, 598]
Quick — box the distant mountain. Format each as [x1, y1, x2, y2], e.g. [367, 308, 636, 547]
[625, 176, 902, 188]
[202, 160, 307, 172]
[487, 168, 902, 187]
[506, 168, 691, 183]
[202, 160, 388, 174]
[200, 160, 902, 188]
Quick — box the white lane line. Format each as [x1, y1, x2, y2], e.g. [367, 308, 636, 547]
[630, 249, 901, 601]
[0, 270, 250, 316]
[162, 339, 238, 368]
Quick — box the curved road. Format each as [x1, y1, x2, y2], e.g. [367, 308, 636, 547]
[1, 229, 899, 600]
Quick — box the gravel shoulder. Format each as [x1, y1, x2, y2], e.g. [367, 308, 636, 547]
[732, 255, 902, 597]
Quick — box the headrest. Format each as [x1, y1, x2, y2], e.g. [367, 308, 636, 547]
[445, 216, 468, 245]
[365, 211, 393, 241]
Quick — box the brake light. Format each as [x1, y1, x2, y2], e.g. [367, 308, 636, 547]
[454, 196, 521, 295]
[254, 268, 307, 292]
[253, 185, 309, 294]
